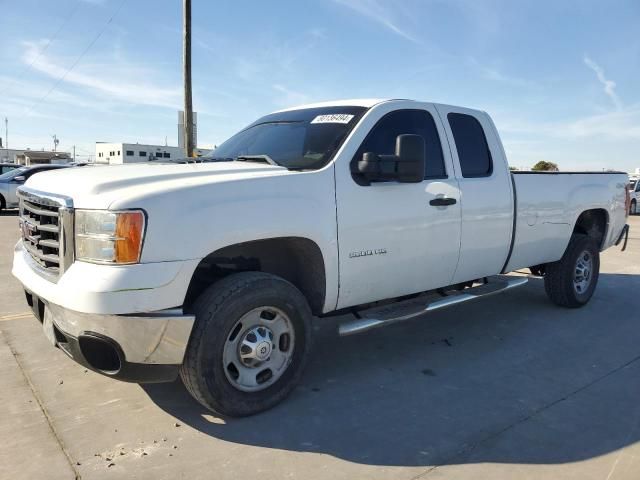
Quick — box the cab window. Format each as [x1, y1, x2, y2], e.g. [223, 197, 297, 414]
[447, 113, 493, 178]
[354, 109, 446, 179]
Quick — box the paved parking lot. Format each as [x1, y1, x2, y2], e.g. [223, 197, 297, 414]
[1, 210, 639, 480]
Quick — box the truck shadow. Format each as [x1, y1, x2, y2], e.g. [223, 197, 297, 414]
[0, 209, 18, 216]
[142, 273, 640, 467]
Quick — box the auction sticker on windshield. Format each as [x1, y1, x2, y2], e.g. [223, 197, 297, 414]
[310, 114, 355, 124]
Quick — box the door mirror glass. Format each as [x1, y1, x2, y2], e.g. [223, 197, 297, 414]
[352, 134, 425, 184]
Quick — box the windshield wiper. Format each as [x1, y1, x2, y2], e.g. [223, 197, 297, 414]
[151, 157, 235, 164]
[235, 155, 279, 166]
[203, 157, 234, 162]
[150, 157, 196, 164]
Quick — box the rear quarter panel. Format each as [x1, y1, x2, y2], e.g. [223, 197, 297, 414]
[505, 172, 627, 271]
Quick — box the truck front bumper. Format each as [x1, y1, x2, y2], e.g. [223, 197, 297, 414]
[12, 241, 198, 383]
[25, 290, 195, 383]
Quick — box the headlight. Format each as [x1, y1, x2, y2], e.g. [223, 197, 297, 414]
[75, 210, 146, 264]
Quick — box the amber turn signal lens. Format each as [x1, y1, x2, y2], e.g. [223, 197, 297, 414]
[114, 211, 145, 263]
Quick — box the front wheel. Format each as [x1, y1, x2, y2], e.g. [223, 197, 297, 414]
[180, 272, 313, 417]
[544, 234, 600, 308]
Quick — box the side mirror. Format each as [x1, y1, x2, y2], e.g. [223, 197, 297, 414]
[13, 176, 25, 183]
[352, 134, 425, 184]
[395, 134, 426, 183]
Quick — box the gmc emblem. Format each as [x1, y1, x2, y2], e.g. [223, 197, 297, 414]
[20, 220, 36, 240]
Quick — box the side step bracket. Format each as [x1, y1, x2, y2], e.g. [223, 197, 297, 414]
[338, 276, 528, 336]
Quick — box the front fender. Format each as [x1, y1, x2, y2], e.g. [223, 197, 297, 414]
[112, 167, 340, 312]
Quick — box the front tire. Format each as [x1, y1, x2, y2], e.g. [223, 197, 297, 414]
[544, 234, 600, 308]
[180, 272, 313, 417]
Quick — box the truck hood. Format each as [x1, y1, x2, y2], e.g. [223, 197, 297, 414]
[24, 161, 290, 209]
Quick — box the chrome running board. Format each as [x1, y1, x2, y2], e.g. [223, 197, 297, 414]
[338, 276, 528, 336]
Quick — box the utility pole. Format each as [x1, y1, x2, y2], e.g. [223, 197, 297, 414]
[4, 117, 8, 159]
[73, 145, 76, 162]
[52, 134, 59, 152]
[183, 0, 194, 158]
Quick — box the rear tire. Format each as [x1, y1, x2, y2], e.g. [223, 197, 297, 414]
[180, 272, 313, 417]
[544, 234, 600, 308]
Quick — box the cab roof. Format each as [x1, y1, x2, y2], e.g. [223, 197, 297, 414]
[273, 98, 484, 117]
[274, 98, 392, 112]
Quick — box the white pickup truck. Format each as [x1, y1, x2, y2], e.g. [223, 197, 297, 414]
[12, 99, 630, 416]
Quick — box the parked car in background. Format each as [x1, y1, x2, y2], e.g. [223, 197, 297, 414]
[629, 177, 639, 215]
[0, 163, 19, 175]
[0, 164, 70, 211]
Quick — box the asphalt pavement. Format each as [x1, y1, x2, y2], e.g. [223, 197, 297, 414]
[1, 209, 639, 480]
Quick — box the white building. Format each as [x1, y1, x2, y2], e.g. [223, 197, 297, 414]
[0, 148, 24, 163]
[1, 148, 71, 165]
[94, 143, 211, 164]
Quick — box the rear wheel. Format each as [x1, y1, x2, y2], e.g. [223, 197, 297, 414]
[544, 234, 600, 308]
[180, 272, 313, 417]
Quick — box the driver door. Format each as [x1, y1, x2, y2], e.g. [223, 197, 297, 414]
[334, 102, 462, 309]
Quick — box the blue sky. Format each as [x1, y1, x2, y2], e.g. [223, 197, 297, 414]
[0, 0, 638, 171]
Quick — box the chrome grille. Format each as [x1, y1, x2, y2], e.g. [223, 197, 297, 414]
[17, 187, 74, 281]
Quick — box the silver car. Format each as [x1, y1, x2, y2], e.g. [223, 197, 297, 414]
[0, 164, 70, 211]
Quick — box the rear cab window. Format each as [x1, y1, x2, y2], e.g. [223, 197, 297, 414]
[447, 113, 493, 178]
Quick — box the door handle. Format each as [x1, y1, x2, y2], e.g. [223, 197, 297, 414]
[429, 197, 457, 207]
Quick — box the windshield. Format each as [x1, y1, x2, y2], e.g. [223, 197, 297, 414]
[0, 166, 27, 181]
[207, 106, 368, 170]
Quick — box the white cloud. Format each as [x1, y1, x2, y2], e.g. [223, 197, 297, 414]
[563, 107, 640, 140]
[21, 40, 181, 109]
[272, 84, 311, 107]
[467, 57, 536, 89]
[497, 106, 640, 141]
[492, 103, 640, 171]
[332, 0, 421, 44]
[227, 28, 326, 84]
[0, 73, 118, 115]
[583, 55, 622, 111]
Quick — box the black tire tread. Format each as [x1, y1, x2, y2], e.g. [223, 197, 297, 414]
[179, 272, 312, 416]
[544, 233, 599, 308]
[179, 274, 253, 408]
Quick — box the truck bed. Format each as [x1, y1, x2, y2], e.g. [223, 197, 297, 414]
[504, 171, 628, 272]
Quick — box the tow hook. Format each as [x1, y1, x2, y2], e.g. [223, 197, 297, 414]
[615, 224, 630, 252]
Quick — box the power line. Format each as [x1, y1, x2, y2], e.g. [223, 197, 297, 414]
[26, 0, 126, 115]
[0, 3, 81, 97]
